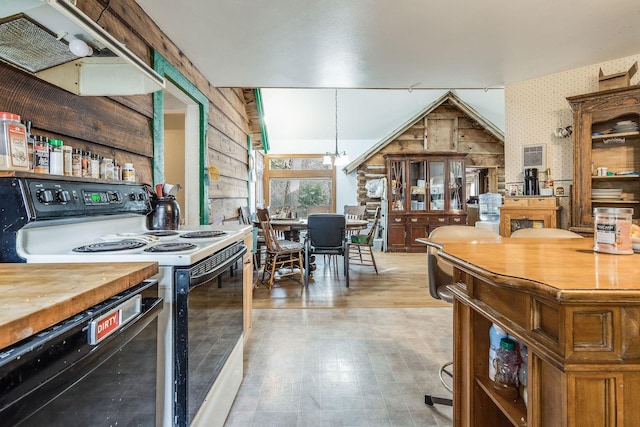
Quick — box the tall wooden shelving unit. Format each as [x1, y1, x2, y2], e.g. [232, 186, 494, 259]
[568, 86, 640, 233]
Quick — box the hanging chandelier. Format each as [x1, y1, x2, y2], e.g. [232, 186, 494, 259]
[323, 89, 349, 166]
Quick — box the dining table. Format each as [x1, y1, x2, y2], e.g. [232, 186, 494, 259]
[255, 217, 369, 242]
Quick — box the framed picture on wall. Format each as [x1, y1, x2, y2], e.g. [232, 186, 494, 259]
[522, 144, 546, 170]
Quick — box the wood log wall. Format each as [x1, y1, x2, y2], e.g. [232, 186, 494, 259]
[356, 101, 505, 206]
[0, 0, 254, 223]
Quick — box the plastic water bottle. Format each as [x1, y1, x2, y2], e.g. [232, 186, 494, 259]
[489, 323, 508, 381]
[493, 337, 519, 398]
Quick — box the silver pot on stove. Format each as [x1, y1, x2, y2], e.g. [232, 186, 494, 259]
[147, 195, 181, 230]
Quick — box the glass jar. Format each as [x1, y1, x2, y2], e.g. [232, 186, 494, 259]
[593, 207, 633, 254]
[90, 154, 100, 179]
[72, 148, 83, 177]
[492, 337, 519, 399]
[82, 150, 91, 177]
[100, 157, 115, 180]
[33, 135, 50, 174]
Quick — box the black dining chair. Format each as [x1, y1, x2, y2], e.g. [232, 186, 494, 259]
[304, 214, 349, 287]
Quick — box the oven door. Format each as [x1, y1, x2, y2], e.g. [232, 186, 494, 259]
[173, 242, 246, 427]
[0, 280, 163, 426]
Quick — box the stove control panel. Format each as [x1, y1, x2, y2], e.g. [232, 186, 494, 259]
[24, 178, 151, 219]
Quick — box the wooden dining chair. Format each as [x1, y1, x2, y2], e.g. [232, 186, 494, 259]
[348, 207, 381, 274]
[344, 204, 367, 238]
[258, 220, 305, 289]
[307, 204, 332, 214]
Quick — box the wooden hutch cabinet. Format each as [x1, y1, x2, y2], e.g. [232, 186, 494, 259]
[567, 86, 640, 233]
[385, 153, 467, 252]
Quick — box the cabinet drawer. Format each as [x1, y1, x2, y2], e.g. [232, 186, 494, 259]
[427, 216, 449, 225]
[389, 216, 406, 225]
[504, 197, 558, 207]
[406, 216, 430, 225]
[449, 216, 466, 225]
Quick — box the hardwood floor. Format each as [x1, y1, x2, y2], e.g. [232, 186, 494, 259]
[252, 251, 450, 309]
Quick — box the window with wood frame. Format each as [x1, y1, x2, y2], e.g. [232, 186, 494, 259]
[264, 154, 336, 218]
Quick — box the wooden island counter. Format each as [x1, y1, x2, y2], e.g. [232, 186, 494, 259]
[418, 237, 640, 427]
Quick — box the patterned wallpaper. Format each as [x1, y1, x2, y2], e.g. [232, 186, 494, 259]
[504, 52, 640, 226]
[505, 53, 640, 185]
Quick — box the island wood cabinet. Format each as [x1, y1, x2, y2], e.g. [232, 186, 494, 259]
[385, 152, 466, 252]
[498, 197, 560, 237]
[567, 86, 640, 234]
[431, 239, 640, 427]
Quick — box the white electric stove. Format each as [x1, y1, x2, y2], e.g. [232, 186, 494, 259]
[0, 174, 249, 427]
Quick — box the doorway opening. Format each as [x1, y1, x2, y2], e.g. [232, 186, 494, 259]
[152, 51, 210, 225]
[164, 82, 199, 226]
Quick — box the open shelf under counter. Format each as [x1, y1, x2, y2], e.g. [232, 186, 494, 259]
[475, 376, 527, 427]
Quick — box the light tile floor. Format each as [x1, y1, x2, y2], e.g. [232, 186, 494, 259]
[224, 308, 454, 427]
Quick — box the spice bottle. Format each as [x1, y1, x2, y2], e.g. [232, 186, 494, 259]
[90, 153, 100, 179]
[24, 120, 35, 171]
[122, 162, 135, 181]
[0, 112, 29, 171]
[33, 135, 50, 174]
[72, 148, 83, 177]
[63, 145, 73, 176]
[48, 139, 64, 175]
[114, 159, 122, 180]
[82, 150, 91, 177]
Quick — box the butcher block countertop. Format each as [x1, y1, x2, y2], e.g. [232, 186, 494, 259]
[0, 262, 158, 349]
[417, 237, 640, 302]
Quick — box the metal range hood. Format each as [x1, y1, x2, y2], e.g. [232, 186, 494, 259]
[0, 0, 165, 96]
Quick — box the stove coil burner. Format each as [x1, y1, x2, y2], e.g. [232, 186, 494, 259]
[144, 230, 180, 237]
[144, 242, 198, 253]
[73, 240, 147, 253]
[180, 231, 227, 239]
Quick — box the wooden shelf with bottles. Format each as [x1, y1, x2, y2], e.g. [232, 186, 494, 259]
[384, 152, 467, 252]
[567, 86, 640, 233]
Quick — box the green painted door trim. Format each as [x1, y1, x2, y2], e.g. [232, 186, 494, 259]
[152, 51, 210, 225]
[254, 88, 269, 153]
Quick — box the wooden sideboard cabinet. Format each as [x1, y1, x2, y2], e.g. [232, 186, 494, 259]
[384, 152, 467, 252]
[567, 86, 640, 234]
[499, 197, 560, 237]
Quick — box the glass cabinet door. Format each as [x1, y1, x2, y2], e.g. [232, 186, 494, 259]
[429, 161, 445, 211]
[389, 160, 405, 211]
[409, 160, 426, 211]
[449, 160, 464, 211]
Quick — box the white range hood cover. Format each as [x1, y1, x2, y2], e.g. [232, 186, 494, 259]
[0, 0, 165, 96]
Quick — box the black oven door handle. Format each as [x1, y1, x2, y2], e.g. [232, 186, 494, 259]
[189, 245, 247, 288]
[1, 296, 163, 425]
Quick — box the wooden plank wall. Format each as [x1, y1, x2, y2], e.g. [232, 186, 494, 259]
[356, 101, 505, 206]
[0, 0, 253, 223]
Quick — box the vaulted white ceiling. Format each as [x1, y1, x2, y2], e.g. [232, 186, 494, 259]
[137, 0, 640, 143]
[137, 0, 640, 89]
